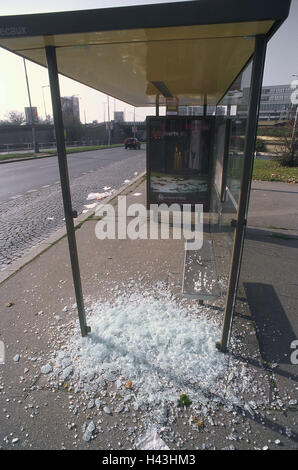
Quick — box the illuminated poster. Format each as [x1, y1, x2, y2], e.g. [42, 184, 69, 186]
[147, 116, 212, 207]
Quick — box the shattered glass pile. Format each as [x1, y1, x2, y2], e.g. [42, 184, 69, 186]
[48, 287, 268, 427]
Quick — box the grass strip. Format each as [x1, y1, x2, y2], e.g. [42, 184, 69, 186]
[0, 144, 124, 161]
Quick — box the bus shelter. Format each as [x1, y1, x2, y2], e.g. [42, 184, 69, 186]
[0, 0, 291, 351]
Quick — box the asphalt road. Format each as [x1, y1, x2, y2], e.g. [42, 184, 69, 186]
[0, 146, 143, 202]
[0, 146, 146, 269]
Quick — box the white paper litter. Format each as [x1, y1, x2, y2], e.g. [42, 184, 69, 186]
[135, 428, 170, 450]
[86, 193, 101, 200]
[86, 190, 114, 201]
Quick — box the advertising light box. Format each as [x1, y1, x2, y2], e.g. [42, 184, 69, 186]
[146, 116, 213, 208]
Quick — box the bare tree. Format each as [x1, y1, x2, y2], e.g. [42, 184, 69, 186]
[277, 112, 298, 167]
[6, 110, 25, 125]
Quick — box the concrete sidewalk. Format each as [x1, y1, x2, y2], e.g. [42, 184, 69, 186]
[0, 176, 297, 450]
[236, 180, 298, 424]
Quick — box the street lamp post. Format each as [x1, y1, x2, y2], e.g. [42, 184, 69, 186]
[290, 106, 298, 158]
[42, 85, 50, 121]
[23, 58, 38, 152]
[107, 95, 111, 146]
[290, 74, 298, 161]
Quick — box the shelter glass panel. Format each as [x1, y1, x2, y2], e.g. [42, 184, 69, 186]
[209, 60, 253, 293]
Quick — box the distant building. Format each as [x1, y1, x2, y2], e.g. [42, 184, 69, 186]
[114, 111, 124, 122]
[24, 106, 39, 124]
[258, 85, 294, 120]
[237, 84, 294, 121]
[178, 105, 217, 116]
[179, 106, 200, 115]
[61, 96, 80, 121]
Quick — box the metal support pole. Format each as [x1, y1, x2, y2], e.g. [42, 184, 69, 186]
[45, 46, 90, 337]
[133, 107, 136, 138]
[107, 95, 111, 146]
[216, 35, 267, 353]
[290, 106, 298, 160]
[156, 94, 160, 116]
[23, 58, 37, 152]
[42, 85, 48, 121]
[203, 93, 207, 116]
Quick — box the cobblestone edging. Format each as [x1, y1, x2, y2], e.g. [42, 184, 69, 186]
[0, 156, 146, 278]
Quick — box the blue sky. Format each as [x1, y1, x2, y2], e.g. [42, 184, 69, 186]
[0, 0, 297, 122]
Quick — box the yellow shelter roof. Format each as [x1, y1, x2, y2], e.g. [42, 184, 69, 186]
[0, 0, 291, 107]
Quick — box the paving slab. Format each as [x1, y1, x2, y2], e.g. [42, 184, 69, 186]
[0, 178, 297, 450]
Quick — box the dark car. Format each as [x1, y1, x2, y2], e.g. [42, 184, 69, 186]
[124, 138, 141, 149]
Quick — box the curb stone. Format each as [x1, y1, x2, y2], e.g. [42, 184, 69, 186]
[0, 153, 55, 164]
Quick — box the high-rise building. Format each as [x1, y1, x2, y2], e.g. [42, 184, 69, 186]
[179, 85, 295, 121]
[114, 111, 124, 122]
[61, 96, 80, 121]
[258, 85, 294, 120]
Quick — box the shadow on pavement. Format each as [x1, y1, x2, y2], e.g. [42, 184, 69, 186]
[245, 227, 298, 247]
[251, 187, 298, 195]
[244, 282, 296, 366]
